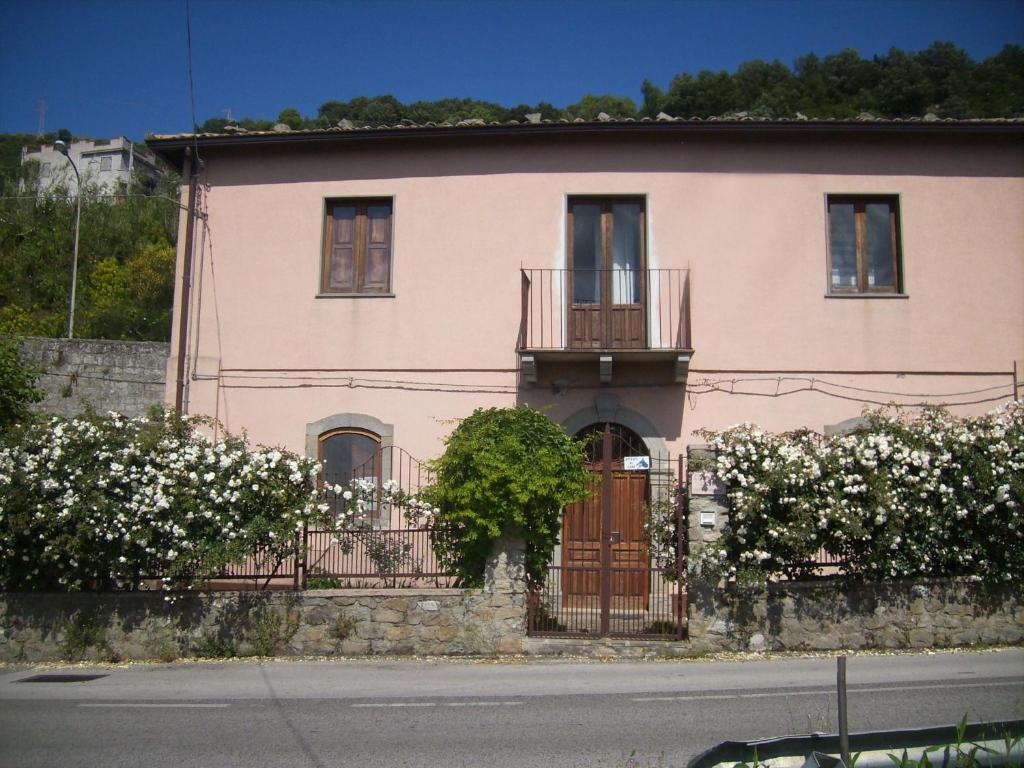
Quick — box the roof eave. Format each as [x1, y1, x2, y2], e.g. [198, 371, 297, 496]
[147, 120, 1024, 173]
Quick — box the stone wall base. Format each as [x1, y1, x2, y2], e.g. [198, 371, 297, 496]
[687, 578, 1024, 653]
[0, 585, 527, 663]
[0, 536, 529, 663]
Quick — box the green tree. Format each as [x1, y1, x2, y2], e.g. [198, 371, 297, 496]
[733, 59, 799, 117]
[424, 407, 589, 587]
[276, 107, 304, 130]
[876, 48, 933, 117]
[199, 117, 230, 133]
[564, 93, 637, 119]
[640, 79, 667, 118]
[0, 166, 178, 341]
[85, 240, 175, 340]
[820, 48, 880, 115]
[970, 44, 1024, 117]
[0, 336, 43, 431]
[662, 69, 736, 118]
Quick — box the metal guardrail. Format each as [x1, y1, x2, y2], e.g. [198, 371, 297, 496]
[688, 720, 1024, 768]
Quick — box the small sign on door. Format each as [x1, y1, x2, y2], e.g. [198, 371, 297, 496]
[623, 456, 651, 471]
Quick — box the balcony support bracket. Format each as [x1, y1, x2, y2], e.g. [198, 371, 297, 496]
[675, 352, 692, 383]
[521, 354, 537, 384]
[599, 355, 613, 384]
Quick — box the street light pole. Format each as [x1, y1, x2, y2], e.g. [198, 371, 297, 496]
[55, 140, 81, 339]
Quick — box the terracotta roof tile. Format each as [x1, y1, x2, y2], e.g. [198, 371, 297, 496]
[147, 113, 1024, 142]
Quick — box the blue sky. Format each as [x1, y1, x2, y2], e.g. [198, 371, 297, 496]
[1, 0, 1021, 140]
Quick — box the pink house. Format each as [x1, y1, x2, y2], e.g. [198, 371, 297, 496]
[148, 117, 1023, 624]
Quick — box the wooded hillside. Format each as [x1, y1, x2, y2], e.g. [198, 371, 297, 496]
[199, 42, 1022, 133]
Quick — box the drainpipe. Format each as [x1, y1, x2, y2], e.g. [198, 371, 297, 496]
[173, 148, 198, 413]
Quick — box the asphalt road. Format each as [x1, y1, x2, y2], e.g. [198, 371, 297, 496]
[1, 650, 1021, 768]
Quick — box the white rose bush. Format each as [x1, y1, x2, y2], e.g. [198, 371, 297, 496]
[0, 410, 326, 594]
[320, 477, 440, 583]
[697, 402, 1023, 586]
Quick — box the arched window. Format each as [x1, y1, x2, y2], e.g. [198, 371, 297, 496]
[305, 413, 394, 520]
[318, 428, 381, 487]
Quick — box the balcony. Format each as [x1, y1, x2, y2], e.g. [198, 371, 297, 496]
[518, 268, 693, 383]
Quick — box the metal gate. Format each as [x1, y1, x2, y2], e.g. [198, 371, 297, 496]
[527, 423, 687, 640]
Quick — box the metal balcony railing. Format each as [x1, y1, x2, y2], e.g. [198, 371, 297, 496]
[519, 268, 691, 352]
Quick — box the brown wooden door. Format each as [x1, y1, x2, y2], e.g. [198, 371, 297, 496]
[561, 423, 651, 616]
[609, 469, 650, 610]
[561, 471, 601, 606]
[568, 198, 647, 350]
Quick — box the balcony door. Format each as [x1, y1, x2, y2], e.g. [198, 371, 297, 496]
[568, 197, 646, 350]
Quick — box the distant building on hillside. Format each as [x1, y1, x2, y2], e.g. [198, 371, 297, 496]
[20, 137, 164, 194]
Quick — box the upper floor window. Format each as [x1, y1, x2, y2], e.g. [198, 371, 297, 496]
[321, 199, 393, 295]
[827, 195, 902, 294]
[99, 156, 112, 172]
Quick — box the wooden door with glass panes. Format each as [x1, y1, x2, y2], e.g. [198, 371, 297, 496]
[567, 198, 647, 350]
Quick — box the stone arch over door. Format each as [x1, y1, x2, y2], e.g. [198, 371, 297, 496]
[560, 393, 671, 494]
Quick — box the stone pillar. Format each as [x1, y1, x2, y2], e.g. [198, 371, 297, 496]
[480, 533, 527, 653]
[686, 444, 729, 570]
[686, 444, 731, 647]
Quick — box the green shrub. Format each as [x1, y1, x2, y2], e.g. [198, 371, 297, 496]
[192, 631, 237, 659]
[0, 336, 43, 432]
[60, 612, 111, 661]
[424, 407, 588, 587]
[247, 607, 300, 656]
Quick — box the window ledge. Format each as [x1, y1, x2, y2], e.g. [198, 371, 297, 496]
[316, 292, 396, 299]
[825, 293, 908, 300]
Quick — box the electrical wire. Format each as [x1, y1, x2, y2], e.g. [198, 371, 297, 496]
[184, 0, 199, 137]
[687, 375, 1013, 399]
[682, 379, 1012, 408]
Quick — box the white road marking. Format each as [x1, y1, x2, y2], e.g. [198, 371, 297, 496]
[351, 701, 522, 708]
[632, 680, 1023, 702]
[633, 691, 827, 702]
[76, 708, 230, 712]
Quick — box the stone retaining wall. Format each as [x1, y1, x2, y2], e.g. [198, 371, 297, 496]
[688, 579, 1023, 653]
[0, 536, 527, 662]
[20, 337, 169, 418]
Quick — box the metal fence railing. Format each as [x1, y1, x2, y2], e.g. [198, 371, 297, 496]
[519, 268, 692, 352]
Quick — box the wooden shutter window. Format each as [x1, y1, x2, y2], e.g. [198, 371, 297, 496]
[322, 200, 393, 294]
[327, 205, 357, 292]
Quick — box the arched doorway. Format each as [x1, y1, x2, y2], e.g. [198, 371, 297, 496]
[561, 422, 652, 634]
